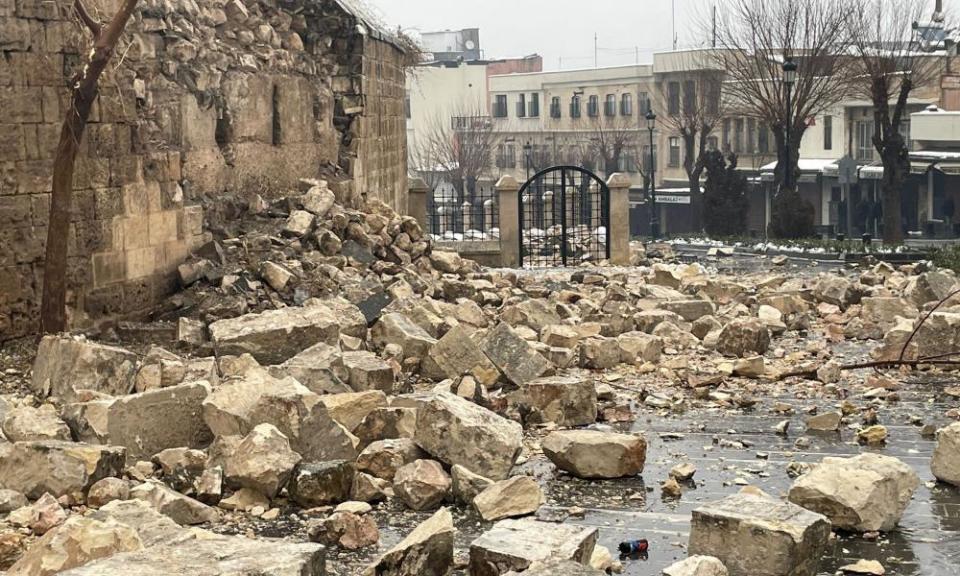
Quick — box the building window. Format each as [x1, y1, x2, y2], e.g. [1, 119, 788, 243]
[528, 93, 540, 117]
[747, 118, 756, 154]
[639, 92, 650, 114]
[588, 95, 600, 117]
[823, 115, 833, 150]
[856, 120, 875, 161]
[669, 137, 681, 167]
[668, 82, 681, 115]
[683, 80, 696, 115]
[620, 93, 633, 116]
[604, 94, 616, 117]
[642, 145, 657, 173]
[517, 94, 526, 118]
[493, 95, 508, 118]
[734, 118, 744, 153]
[497, 143, 517, 168]
[707, 136, 719, 151]
[570, 95, 582, 118]
[758, 124, 769, 154]
[722, 118, 731, 152]
[550, 97, 561, 118]
[706, 82, 720, 116]
[405, 92, 411, 119]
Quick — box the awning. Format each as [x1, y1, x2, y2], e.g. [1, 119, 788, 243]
[935, 162, 960, 175]
[759, 159, 839, 182]
[857, 161, 936, 180]
[860, 164, 883, 180]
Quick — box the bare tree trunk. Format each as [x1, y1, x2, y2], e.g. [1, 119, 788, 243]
[881, 150, 907, 244]
[875, 79, 912, 245]
[682, 133, 699, 232]
[40, 0, 140, 334]
[772, 123, 806, 193]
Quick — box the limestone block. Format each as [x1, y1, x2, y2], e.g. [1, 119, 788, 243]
[787, 453, 919, 532]
[688, 493, 831, 576]
[414, 392, 522, 481]
[469, 518, 598, 576]
[0, 441, 126, 500]
[518, 376, 597, 427]
[58, 536, 325, 575]
[932, 422, 960, 487]
[209, 305, 340, 364]
[31, 336, 138, 400]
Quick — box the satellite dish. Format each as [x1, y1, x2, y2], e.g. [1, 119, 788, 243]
[465, 40, 476, 50]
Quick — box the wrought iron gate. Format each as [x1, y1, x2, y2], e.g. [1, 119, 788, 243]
[518, 166, 610, 267]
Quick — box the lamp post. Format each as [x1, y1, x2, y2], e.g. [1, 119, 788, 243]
[782, 57, 797, 192]
[646, 110, 659, 240]
[523, 141, 533, 181]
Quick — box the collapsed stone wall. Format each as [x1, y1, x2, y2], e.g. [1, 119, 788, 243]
[0, 0, 408, 341]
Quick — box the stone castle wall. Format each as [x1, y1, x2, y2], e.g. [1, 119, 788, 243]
[0, 0, 408, 340]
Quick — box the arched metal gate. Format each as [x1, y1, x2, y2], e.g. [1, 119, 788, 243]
[518, 166, 610, 267]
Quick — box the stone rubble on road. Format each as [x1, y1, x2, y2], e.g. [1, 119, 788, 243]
[2, 183, 960, 575]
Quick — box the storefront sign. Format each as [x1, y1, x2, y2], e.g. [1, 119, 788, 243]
[655, 194, 691, 205]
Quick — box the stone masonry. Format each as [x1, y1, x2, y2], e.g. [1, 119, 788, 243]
[0, 0, 408, 340]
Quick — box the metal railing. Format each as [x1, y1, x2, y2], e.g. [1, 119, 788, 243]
[427, 179, 499, 241]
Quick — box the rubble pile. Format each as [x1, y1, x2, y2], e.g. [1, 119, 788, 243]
[2, 189, 960, 574]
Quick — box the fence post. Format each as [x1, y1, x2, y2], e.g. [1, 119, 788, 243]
[606, 173, 631, 266]
[496, 175, 521, 268]
[408, 177, 429, 232]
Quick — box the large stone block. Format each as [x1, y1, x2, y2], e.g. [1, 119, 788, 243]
[414, 392, 522, 481]
[787, 453, 919, 532]
[932, 422, 960, 487]
[421, 324, 500, 385]
[370, 312, 437, 360]
[59, 535, 325, 575]
[31, 336, 138, 400]
[479, 323, 551, 387]
[469, 518, 598, 576]
[5, 515, 142, 576]
[202, 365, 357, 462]
[517, 376, 597, 427]
[209, 304, 340, 364]
[688, 493, 831, 576]
[70, 382, 213, 460]
[130, 480, 219, 526]
[0, 441, 126, 500]
[363, 507, 454, 576]
[541, 430, 646, 479]
[271, 343, 350, 395]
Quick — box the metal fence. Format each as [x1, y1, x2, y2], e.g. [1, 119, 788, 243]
[519, 166, 610, 267]
[426, 178, 499, 241]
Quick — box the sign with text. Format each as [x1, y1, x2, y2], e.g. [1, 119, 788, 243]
[655, 194, 691, 205]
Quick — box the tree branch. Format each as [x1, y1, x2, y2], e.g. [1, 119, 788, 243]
[74, 0, 101, 37]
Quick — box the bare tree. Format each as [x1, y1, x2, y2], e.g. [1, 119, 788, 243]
[575, 111, 642, 178]
[410, 104, 499, 234]
[654, 60, 726, 232]
[41, 0, 140, 334]
[847, 0, 944, 244]
[410, 104, 498, 195]
[709, 0, 855, 192]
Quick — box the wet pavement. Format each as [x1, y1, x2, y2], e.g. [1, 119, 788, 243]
[317, 367, 960, 576]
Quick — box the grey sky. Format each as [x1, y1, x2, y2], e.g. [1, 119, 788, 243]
[364, 0, 710, 70]
[365, 0, 958, 71]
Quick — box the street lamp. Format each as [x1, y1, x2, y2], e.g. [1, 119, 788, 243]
[646, 109, 659, 240]
[782, 57, 797, 192]
[523, 141, 533, 180]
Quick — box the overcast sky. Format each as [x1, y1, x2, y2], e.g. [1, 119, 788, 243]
[364, 0, 712, 70]
[364, 0, 959, 71]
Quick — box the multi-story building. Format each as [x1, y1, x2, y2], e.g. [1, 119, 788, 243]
[412, 41, 956, 240]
